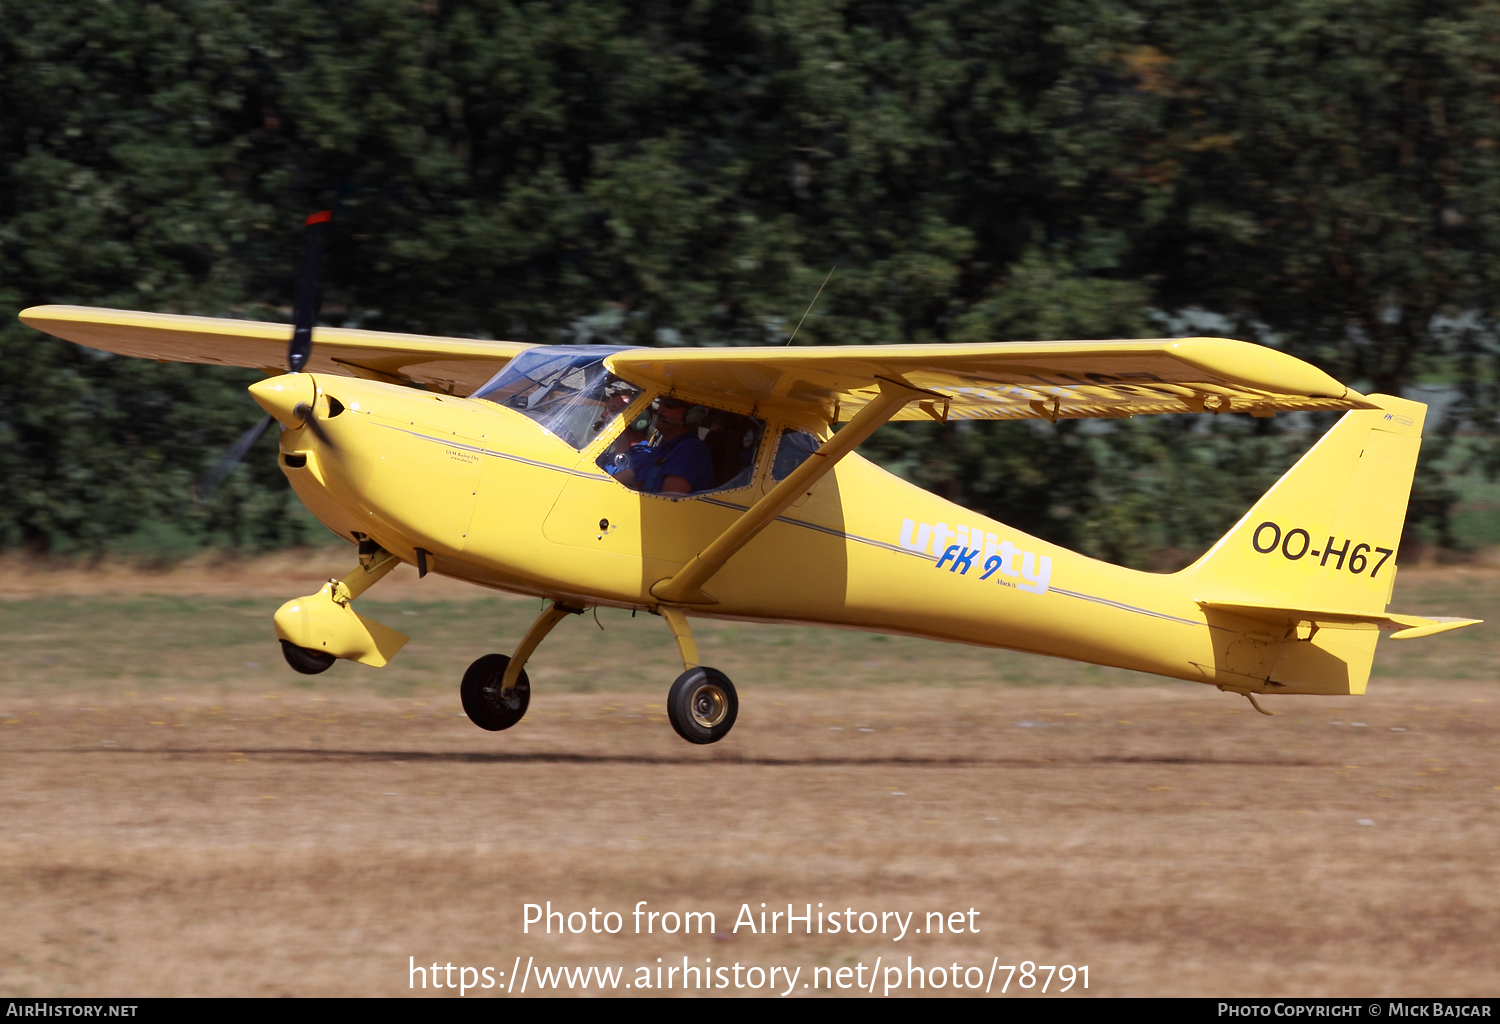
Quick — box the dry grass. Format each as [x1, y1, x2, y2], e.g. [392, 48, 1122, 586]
[0, 558, 1495, 996]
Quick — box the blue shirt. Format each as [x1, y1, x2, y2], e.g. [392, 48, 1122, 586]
[639, 432, 715, 493]
[605, 441, 655, 478]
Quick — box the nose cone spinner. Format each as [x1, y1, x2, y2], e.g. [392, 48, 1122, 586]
[250, 374, 318, 429]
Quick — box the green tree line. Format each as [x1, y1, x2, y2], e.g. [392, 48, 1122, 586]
[3, 0, 1499, 563]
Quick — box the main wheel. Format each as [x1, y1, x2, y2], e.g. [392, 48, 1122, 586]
[666, 667, 738, 745]
[281, 639, 335, 675]
[461, 653, 531, 732]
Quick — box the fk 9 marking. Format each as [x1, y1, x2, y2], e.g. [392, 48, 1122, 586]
[1251, 522, 1393, 578]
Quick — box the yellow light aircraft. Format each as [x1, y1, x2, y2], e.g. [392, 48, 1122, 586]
[20, 294, 1479, 743]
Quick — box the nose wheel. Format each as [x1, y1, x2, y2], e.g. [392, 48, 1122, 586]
[667, 667, 738, 744]
[461, 653, 531, 731]
[281, 639, 336, 675]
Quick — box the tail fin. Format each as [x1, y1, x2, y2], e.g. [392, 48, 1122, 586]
[1185, 395, 1432, 695]
[1190, 394, 1424, 609]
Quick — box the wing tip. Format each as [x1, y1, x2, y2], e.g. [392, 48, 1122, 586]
[1390, 616, 1483, 640]
[18, 304, 66, 327]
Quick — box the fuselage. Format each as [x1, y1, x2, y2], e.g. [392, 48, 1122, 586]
[259, 368, 1250, 692]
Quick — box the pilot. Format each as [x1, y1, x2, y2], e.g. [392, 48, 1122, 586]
[604, 411, 653, 479]
[616, 398, 714, 495]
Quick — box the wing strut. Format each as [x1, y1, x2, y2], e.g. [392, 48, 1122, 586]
[650, 377, 931, 605]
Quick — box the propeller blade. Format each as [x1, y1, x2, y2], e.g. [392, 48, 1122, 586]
[288, 209, 331, 373]
[292, 401, 336, 447]
[194, 210, 332, 506]
[194, 414, 273, 502]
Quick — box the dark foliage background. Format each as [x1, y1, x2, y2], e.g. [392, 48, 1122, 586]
[4, 0, 1498, 563]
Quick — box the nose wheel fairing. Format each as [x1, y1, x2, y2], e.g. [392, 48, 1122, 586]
[272, 548, 410, 668]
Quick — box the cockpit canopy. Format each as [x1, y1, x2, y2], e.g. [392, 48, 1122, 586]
[473, 346, 642, 451]
[473, 345, 773, 496]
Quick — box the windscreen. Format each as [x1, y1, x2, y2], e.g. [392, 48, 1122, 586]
[473, 347, 642, 450]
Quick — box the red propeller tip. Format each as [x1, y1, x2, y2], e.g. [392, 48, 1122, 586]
[304, 210, 333, 225]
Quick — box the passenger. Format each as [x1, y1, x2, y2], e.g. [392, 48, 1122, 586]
[594, 386, 639, 435]
[616, 398, 715, 495]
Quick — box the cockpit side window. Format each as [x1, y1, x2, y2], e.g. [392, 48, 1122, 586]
[598, 397, 765, 496]
[473, 347, 642, 450]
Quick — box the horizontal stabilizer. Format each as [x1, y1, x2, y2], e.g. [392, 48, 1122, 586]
[1199, 601, 1481, 641]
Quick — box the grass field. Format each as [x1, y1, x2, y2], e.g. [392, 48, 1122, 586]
[0, 553, 1496, 997]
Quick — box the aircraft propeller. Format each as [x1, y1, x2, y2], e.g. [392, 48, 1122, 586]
[292, 399, 335, 446]
[193, 210, 332, 502]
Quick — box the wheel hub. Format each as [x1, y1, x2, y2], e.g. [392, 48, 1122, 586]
[690, 683, 729, 728]
[484, 683, 520, 711]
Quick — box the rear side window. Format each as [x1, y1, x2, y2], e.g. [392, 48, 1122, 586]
[770, 428, 822, 481]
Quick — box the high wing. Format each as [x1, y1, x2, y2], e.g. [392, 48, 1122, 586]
[22, 307, 1370, 419]
[19, 305, 532, 396]
[607, 338, 1374, 422]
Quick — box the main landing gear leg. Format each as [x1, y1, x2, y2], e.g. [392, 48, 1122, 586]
[657, 607, 738, 745]
[460, 601, 581, 732]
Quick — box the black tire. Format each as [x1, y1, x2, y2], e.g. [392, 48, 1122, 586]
[460, 653, 531, 732]
[281, 639, 336, 675]
[666, 667, 738, 744]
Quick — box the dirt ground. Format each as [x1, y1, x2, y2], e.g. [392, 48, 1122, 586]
[0, 553, 1496, 997]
